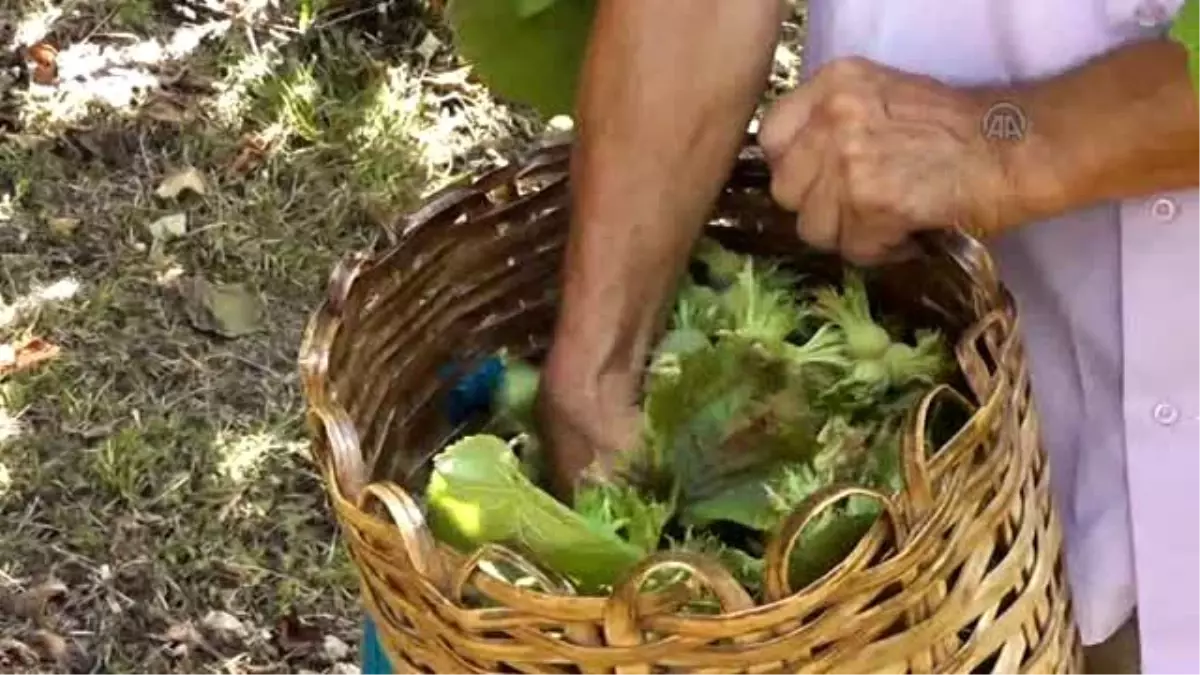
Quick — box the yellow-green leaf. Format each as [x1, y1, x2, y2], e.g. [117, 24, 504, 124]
[515, 0, 561, 18]
[1171, 0, 1199, 91]
[446, 0, 595, 118]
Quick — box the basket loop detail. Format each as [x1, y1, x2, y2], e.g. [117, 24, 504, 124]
[763, 485, 904, 602]
[603, 551, 760, 673]
[359, 481, 449, 593]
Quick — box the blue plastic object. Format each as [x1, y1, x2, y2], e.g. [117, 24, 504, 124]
[360, 355, 508, 674]
[361, 616, 392, 674]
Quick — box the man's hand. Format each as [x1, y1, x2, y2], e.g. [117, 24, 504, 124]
[538, 0, 786, 499]
[758, 56, 1021, 265]
[536, 364, 640, 499]
[759, 39, 1199, 265]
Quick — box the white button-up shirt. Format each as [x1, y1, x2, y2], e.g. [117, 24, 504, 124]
[803, 1, 1199, 672]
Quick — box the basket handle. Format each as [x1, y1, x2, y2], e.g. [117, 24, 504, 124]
[911, 228, 1005, 319]
[897, 384, 978, 513]
[762, 484, 905, 602]
[603, 550, 761, 672]
[358, 481, 449, 592]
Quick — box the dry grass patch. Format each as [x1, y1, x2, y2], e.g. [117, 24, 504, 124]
[0, 0, 807, 671]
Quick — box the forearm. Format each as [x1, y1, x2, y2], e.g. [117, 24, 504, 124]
[1003, 38, 1199, 225]
[546, 0, 785, 393]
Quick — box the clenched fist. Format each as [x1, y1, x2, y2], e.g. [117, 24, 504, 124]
[759, 56, 1032, 265]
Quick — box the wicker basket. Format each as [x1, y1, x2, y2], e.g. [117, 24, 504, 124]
[298, 138, 1084, 674]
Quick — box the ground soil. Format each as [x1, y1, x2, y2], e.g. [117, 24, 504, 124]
[0, 2, 806, 672]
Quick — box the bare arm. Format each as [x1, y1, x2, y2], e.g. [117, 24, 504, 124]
[755, 37, 1198, 269]
[1010, 38, 1199, 222]
[539, 0, 787, 494]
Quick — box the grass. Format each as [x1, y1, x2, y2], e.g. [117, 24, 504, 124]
[0, 1, 807, 672]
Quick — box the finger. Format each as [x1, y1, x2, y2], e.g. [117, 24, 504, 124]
[840, 234, 895, 267]
[838, 211, 912, 267]
[876, 238, 923, 266]
[797, 170, 841, 252]
[842, 240, 917, 267]
[759, 81, 823, 161]
[768, 130, 823, 212]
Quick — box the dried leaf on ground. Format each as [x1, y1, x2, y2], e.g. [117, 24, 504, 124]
[162, 621, 203, 645]
[0, 638, 39, 666]
[140, 96, 192, 125]
[28, 630, 68, 664]
[201, 610, 248, 646]
[159, 620, 206, 659]
[415, 32, 442, 61]
[156, 167, 207, 199]
[9, 579, 67, 621]
[227, 134, 271, 176]
[178, 276, 265, 338]
[321, 635, 350, 662]
[0, 338, 61, 377]
[276, 613, 323, 651]
[47, 217, 80, 237]
[148, 212, 188, 241]
[25, 41, 58, 85]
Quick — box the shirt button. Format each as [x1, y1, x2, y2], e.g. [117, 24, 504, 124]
[1150, 196, 1178, 222]
[1152, 402, 1180, 426]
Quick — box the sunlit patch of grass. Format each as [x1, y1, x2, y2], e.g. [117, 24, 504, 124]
[0, 277, 83, 331]
[6, 0, 62, 49]
[212, 427, 306, 487]
[348, 63, 430, 209]
[15, 19, 236, 132]
[0, 386, 23, 500]
[0, 0, 549, 670]
[0, 173, 33, 223]
[114, 0, 156, 32]
[230, 31, 429, 220]
[258, 63, 323, 143]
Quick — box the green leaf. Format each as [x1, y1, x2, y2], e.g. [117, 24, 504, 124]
[652, 327, 711, 364]
[692, 238, 753, 287]
[682, 479, 778, 531]
[574, 482, 672, 553]
[179, 276, 265, 338]
[495, 354, 540, 433]
[787, 508, 881, 590]
[425, 434, 643, 593]
[670, 530, 766, 593]
[445, 0, 596, 118]
[635, 339, 818, 505]
[515, 0, 562, 18]
[1171, 0, 1200, 47]
[1171, 0, 1200, 91]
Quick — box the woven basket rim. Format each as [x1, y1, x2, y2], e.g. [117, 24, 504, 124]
[295, 136, 1081, 673]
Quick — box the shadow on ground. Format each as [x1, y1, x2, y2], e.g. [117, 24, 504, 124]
[0, 0, 809, 671]
[0, 0, 538, 672]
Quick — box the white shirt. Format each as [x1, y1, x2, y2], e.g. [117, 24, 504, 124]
[803, 1, 1199, 671]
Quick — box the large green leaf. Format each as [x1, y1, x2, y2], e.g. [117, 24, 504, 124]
[446, 0, 595, 118]
[1171, 0, 1199, 91]
[1171, 0, 1200, 46]
[425, 434, 643, 593]
[515, 0, 562, 18]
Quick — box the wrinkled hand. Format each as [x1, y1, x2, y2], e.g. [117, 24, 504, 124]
[535, 355, 641, 500]
[759, 56, 1021, 265]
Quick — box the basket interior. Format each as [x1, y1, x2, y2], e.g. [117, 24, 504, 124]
[313, 160, 999, 501]
[296, 144, 1087, 675]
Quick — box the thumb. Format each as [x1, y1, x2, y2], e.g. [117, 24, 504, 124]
[758, 84, 819, 162]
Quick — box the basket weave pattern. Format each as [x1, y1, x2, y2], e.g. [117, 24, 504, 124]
[299, 140, 1084, 674]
